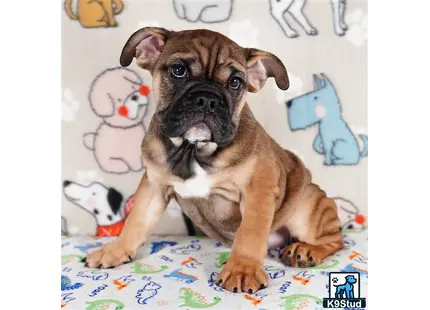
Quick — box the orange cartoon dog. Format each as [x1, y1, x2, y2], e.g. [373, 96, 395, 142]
[64, 0, 124, 28]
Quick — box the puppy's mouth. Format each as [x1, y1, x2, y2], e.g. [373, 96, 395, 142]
[183, 122, 212, 143]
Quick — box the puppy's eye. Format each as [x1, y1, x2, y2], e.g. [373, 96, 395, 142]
[229, 77, 242, 90]
[170, 64, 187, 78]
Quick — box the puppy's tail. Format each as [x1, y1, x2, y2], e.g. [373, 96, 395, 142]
[358, 134, 368, 158]
[64, 0, 78, 20]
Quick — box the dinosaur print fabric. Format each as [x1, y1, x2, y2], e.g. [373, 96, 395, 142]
[61, 231, 367, 309]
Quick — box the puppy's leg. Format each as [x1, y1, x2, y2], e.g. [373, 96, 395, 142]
[217, 169, 276, 294]
[279, 185, 343, 267]
[85, 172, 167, 268]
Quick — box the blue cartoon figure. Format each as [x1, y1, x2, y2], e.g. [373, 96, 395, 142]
[341, 263, 368, 278]
[74, 242, 103, 253]
[286, 73, 368, 166]
[169, 240, 201, 255]
[135, 281, 162, 305]
[164, 268, 198, 284]
[334, 275, 357, 299]
[61, 275, 83, 291]
[150, 241, 178, 254]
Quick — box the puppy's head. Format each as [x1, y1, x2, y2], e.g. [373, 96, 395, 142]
[120, 27, 289, 147]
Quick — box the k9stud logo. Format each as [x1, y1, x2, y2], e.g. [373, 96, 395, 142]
[323, 272, 366, 309]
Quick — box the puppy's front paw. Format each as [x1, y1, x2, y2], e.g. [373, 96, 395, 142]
[216, 255, 268, 294]
[84, 242, 134, 268]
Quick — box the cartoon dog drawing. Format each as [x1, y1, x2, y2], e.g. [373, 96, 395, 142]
[83, 67, 150, 174]
[136, 281, 162, 305]
[64, 0, 124, 28]
[334, 275, 357, 298]
[63, 180, 133, 236]
[173, 0, 233, 23]
[333, 197, 366, 230]
[269, 0, 348, 38]
[286, 73, 368, 166]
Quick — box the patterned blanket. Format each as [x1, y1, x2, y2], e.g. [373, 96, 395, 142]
[61, 230, 368, 309]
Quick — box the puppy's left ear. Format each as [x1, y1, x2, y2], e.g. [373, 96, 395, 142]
[107, 188, 123, 215]
[244, 48, 289, 93]
[120, 27, 172, 71]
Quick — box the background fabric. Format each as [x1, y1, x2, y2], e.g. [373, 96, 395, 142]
[61, 0, 368, 237]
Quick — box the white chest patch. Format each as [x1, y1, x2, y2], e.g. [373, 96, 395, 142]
[171, 162, 212, 198]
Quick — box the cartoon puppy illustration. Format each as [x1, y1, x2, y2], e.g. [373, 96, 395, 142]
[173, 0, 233, 23]
[333, 197, 366, 230]
[83, 67, 150, 174]
[334, 275, 357, 299]
[63, 180, 132, 236]
[269, 0, 348, 38]
[64, 0, 124, 28]
[286, 73, 368, 166]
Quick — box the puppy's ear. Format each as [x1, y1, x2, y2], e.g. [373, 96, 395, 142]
[107, 188, 123, 215]
[244, 48, 289, 93]
[120, 27, 172, 71]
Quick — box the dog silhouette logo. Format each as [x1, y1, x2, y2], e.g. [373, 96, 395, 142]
[323, 272, 366, 308]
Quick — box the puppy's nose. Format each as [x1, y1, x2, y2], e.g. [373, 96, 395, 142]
[286, 100, 293, 108]
[193, 94, 221, 111]
[63, 180, 71, 187]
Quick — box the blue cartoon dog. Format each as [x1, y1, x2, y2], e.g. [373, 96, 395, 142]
[286, 74, 368, 166]
[334, 275, 357, 299]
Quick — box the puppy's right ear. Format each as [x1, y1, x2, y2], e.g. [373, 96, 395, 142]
[120, 27, 172, 71]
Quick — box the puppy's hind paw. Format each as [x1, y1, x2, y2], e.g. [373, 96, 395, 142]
[279, 242, 320, 268]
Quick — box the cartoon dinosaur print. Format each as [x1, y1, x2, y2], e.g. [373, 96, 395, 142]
[244, 295, 262, 306]
[215, 251, 231, 268]
[150, 241, 178, 254]
[136, 281, 162, 305]
[281, 294, 323, 309]
[164, 269, 198, 284]
[74, 242, 103, 253]
[62, 254, 84, 265]
[179, 288, 222, 308]
[309, 259, 340, 270]
[85, 299, 125, 310]
[131, 262, 169, 274]
[170, 241, 201, 255]
[61, 275, 84, 291]
[181, 256, 203, 268]
[341, 263, 368, 278]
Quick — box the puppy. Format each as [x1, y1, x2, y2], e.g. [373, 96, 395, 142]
[85, 27, 344, 294]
